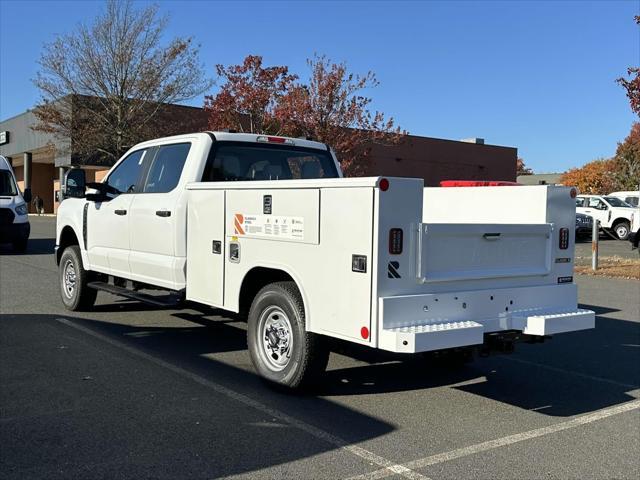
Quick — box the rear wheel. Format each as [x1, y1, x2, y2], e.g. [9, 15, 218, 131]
[614, 221, 630, 240]
[247, 281, 328, 389]
[59, 245, 97, 311]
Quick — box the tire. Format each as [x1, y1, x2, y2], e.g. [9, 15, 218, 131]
[12, 237, 28, 253]
[247, 281, 329, 390]
[614, 221, 630, 240]
[59, 245, 97, 311]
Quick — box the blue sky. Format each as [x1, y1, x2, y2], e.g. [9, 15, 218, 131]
[0, 0, 638, 173]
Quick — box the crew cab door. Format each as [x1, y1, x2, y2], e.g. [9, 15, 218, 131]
[128, 142, 191, 289]
[87, 148, 149, 277]
[582, 197, 610, 227]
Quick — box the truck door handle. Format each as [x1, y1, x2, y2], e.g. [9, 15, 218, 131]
[114, 209, 127, 216]
[483, 233, 501, 240]
[156, 210, 171, 217]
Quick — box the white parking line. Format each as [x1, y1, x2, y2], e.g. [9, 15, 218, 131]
[347, 399, 640, 480]
[56, 318, 429, 480]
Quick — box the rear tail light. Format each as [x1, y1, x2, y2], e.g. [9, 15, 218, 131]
[559, 228, 569, 249]
[379, 178, 389, 191]
[389, 228, 403, 254]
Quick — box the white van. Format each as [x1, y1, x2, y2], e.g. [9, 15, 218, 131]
[0, 155, 31, 252]
[608, 191, 639, 208]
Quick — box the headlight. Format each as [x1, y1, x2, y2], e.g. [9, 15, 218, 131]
[15, 203, 28, 215]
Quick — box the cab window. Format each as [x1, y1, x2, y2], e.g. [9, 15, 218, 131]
[106, 149, 148, 195]
[202, 142, 338, 182]
[575, 197, 585, 208]
[143, 143, 191, 193]
[587, 198, 606, 210]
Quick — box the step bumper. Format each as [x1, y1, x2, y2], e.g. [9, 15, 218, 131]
[379, 320, 485, 353]
[377, 286, 595, 353]
[512, 308, 595, 336]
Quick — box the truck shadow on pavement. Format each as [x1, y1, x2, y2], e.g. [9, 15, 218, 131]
[69, 299, 640, 419]
[1, 312, 394, 480]
[2, 302, 637, 479]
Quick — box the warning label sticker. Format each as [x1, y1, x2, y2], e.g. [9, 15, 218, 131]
[234, 213, 304, 240]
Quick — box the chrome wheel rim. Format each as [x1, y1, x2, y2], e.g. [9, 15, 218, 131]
[258, 306, 293, 372]
[62, 259, 77, 299]
[616, 225, 628, 238]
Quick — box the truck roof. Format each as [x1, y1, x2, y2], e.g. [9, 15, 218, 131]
[131, 131, 330, 152]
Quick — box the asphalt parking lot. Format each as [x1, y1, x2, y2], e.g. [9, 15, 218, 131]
[1, 217, 639, 480]
[575, 233, 638, 264]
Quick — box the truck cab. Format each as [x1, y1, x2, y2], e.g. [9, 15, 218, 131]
[55, 132, 595, 389]
[0, 155, 31, 252]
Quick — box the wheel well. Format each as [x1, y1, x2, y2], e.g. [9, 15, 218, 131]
[57, 226, 80, 265]
[238, 267, 296, 317]
[612, 218, 630, 227]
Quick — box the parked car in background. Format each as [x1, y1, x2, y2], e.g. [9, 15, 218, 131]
[0, 155, 31, 252]
[575, 212, 593, 240]
[575, 194, 636, 240]
[608, 191, 639, 208]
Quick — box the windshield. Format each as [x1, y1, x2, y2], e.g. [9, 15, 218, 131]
[202, 142, 339, 182]
[0, 170, 18, 196]
[604, 196, 633, 207]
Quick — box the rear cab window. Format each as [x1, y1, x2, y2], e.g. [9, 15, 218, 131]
[202, 142, 338, 182]
[143, 143, 191, 193]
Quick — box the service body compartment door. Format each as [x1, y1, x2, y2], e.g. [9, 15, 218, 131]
[418, 223, 553, 282]
[186, 190, 225, 306]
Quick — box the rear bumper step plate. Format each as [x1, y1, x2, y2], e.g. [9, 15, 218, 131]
[513, 308, 595, 336]
[379, 320, 484, 353]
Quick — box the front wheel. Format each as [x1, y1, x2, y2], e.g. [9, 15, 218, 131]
[614, 221, 630, 240]
[247, 281, 328, 390]
[59, 245, 97, 311]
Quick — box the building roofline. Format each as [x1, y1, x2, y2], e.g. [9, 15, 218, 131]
[0, 108, 36, 125]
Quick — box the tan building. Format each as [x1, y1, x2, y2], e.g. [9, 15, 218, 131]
[1, 104, 516, 213]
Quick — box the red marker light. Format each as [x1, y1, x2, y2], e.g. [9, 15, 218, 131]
[379, 178, 389, 191]
[360, 326, 369, 339]
[570, 188, 577, 198]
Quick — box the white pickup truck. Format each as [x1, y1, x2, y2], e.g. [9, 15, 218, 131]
[575, 194, 637, 240]
[56, 132, 595, 388]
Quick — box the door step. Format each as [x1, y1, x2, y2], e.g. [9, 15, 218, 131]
[87, 281, 182, 307]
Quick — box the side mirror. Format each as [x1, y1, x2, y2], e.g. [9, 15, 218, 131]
[63, 169, 86, 199]
[22, 187, 32, 204]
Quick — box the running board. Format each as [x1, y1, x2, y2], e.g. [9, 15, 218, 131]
[87, 281, 182, 307]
